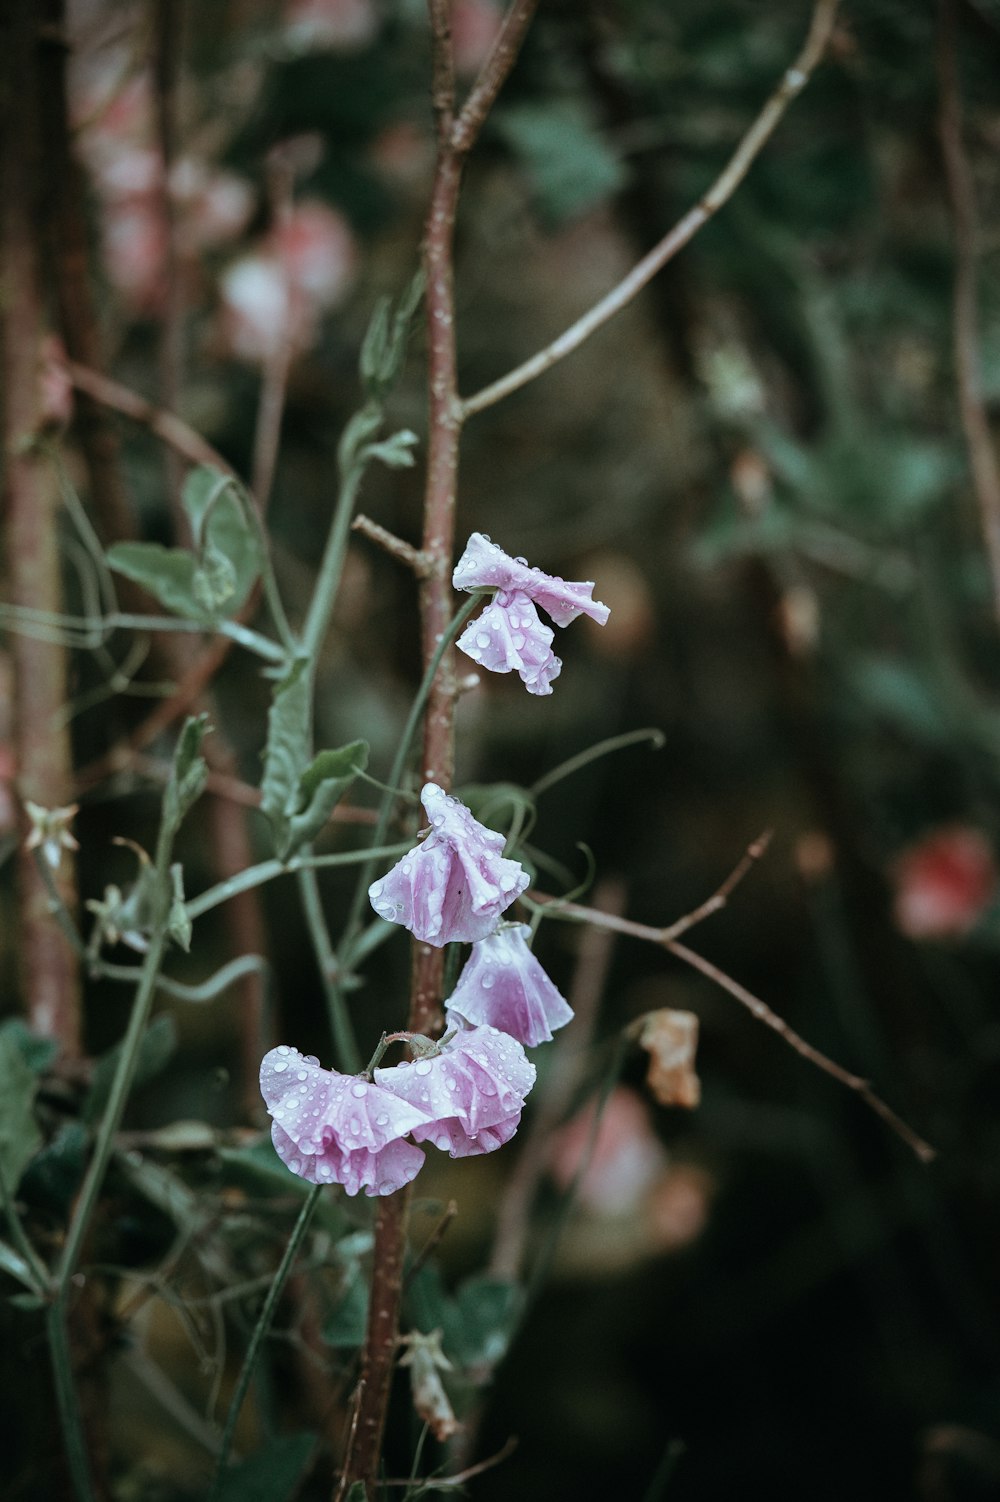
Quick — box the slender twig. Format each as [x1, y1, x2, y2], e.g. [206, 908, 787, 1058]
[209, 1184, 323, 1501]
[660, 829, 772, 942]
[937, 0, 1000, 625]
[184, 842, 412, 922]
[461, 0, 840, 418]
[381, 1435, 518, 1488]
[352, 514, 430, 574]
[404, 1200, 459, 1288]
[65, 360, 236, 472]
[529, 892, 935, 1163]
[450, 0, 539, 153]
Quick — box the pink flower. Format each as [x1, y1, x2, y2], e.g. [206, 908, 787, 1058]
[891, 826, 996, 940]
[452, 534, 609, 690]
[456, 591, 562, 695]
[453, 532, 610, 627]
[547, 1086, 668, 1216]
[368, 783, 528, 946]
[376, 1025, 535, 1158]
[445, 924, 573, 1047]
[260, 1045, 430, 1196]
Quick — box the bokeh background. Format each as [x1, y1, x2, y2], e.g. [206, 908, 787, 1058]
[4, 0, 1000, 1498]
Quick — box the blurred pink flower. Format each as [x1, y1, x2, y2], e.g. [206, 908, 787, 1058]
[368, 782, 528, 946]
[376, 1025, 535, 1158]
[547, 1086, 669, 1216]
[446, 924, 573, 1046]
[218, 200, 356, 362]
[284, 0, 379, 51]
[260, 1045, 430, 1196]
[892, 826, 996, 940]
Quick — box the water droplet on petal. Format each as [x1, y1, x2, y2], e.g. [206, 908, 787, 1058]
[350, 1081, 367, 1098]
[414, 1059, 433, 1076]
[272, 1061, 288, 1073]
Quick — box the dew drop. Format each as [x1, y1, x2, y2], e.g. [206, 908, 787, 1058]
[414, 1059, 433, 1076]
[350, 1081, 367, 1098]
[272, 1060, 288, 1073]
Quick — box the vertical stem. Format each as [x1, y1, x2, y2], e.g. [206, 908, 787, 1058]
[1, 0, 82, 1055]
[338, 6, 537, 1496]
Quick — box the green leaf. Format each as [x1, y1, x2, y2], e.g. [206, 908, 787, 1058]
[107, 541, 206, 620]
[338, 404, 384, 478]
[163, 714, 209, 838]
[167, 864, 192, 951]
[342, 1486, 367, 1502]
[359, 271, 424, 399]
[85, 1015, 177, 1124]
[362, 429, 419, 469]
[495, 101, 625, 225]
[450, 1275, 522, 1375]
[0, 1238, 42, 1293]
[0, 1018, 58, 1074]
[183, 467, 263, 610]
[213, 1433, 315, 1502]
[0, 1030, 42, 1194]
[260, 661, 311, 858]
[261, 663, 367, 858]
[107, 468, 261, 621]
[285, 740, 368, 855]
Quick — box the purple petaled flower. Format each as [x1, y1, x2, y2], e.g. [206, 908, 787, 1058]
[368, 782, 528, 946]
[260, 1045, 430, 1196]
[376, 1025, 535, 1159]
[456, 590, 562, 696]
[444, 923, 574, 1048]
[453, 532, 610, 628]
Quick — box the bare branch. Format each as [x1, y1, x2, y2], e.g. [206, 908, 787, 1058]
[451, 0, 540, 155]
[661, 830, 772, 942]
[937, 0, 1000, 625]
[461, 0, 840, 419]
[528, 886, 936, 1163]
[66, 360, 236, 474]
[352, 514, 430, 575]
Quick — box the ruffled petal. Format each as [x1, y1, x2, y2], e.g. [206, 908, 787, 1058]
[260, 1046, 431, 1196]
[368, 784, 528, 946]
[452, 532, 610, 627]
[376, 1024, 535, 1155]
[457, 592, 562, 695]
[445, 924, 574, 1047]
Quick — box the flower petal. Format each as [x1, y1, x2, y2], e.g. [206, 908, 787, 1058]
[452, 532, 609, 627]
[445, 924, 574, 1047]
[368, 784, 528, 946]
[457, 592, 562, 695]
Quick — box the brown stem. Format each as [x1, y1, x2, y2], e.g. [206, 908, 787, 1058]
[937, 0, 1000, 625]
[338, 5, 538, 1496]
[66, 360, 235, 473]
[528, 891, 935, 1164]
[1, 0, 82, 1056]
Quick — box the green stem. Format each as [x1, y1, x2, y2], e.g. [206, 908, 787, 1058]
[529, 727, 666, 800]
[184, 843, 411, 922]
[338, 592, 483, 956]
[0, 603, 287, 662]
[47, 1300, 98, 1502]
[209, 1183, 322, 1501]
[0, 1156, 49, 1293]
[300, 451, 368, 661]
[298, 863, 361, 1074]
[55, 926, 170, 1288]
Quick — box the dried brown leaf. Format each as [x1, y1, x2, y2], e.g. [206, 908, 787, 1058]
[635, 1008, 701, 1109]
